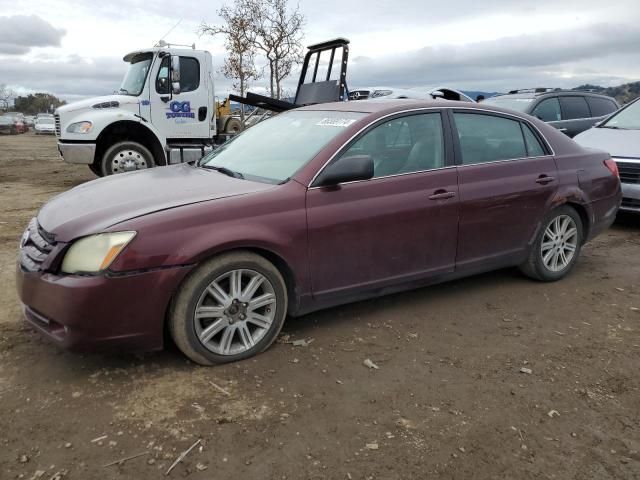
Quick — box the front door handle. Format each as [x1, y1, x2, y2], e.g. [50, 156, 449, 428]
[536, 175, 555, 185]
[558, 128, 568, 132]
[428, 190, 456, 200]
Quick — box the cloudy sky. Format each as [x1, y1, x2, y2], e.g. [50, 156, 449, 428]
[1, 0, 640, 101]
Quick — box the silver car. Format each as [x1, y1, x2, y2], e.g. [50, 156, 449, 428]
[574, 98, 640, 213]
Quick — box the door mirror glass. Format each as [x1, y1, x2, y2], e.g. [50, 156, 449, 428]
[170, 56, 181, 82]
[170, 55, 181, 94]
[317, 155, 374, 187]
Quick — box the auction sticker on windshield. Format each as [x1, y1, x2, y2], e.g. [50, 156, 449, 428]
[316, 118, 357, 127]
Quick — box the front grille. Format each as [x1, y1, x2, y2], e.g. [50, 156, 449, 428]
[54, 114, 61, 137]
[349, 90, 370, 100]
[20, 218, 55, 272]
[615, 160, 640, 184]
[621, 198, 640, 210]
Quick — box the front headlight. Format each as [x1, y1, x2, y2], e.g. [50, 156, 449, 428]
[61, 232, 136, 274]
[66, 121, 93, 134]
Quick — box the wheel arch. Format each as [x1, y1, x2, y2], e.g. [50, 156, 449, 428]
[95, 120, 166, 168]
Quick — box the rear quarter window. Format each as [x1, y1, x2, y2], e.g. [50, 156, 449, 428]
[586, 97, 618, 117]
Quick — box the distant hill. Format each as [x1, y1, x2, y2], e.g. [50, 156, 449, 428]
[572, 81, 640, 104]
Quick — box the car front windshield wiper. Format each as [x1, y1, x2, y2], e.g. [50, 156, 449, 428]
[599, 125, 629, 130]
[200, 164, 244, 179]
[118, 88, 130, 95]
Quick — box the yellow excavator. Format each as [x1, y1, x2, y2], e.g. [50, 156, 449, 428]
[215, 97, 243, 135]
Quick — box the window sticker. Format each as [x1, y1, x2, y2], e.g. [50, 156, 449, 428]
[316, 118, 357, 127]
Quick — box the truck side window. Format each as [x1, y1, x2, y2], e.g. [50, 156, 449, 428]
[156, 56, 200, 94]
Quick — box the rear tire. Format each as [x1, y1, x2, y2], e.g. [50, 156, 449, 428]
[224, 117, 242, 135]
[101, 141, 155, 176]
[520, 205, 584, 282]
[169, 251, 288, 365]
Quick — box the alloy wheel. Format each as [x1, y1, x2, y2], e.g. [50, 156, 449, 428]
[193, 269, 277, 355]
[540, 214, 578, 272]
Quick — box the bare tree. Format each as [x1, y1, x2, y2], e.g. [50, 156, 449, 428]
[0, 84, 15, 111]
[247, 0, 304, 99]
[200, 1, 260, 120]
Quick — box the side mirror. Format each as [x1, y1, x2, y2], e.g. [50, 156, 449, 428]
[170, 55, 181, 94]
[315, 155, 374, 187]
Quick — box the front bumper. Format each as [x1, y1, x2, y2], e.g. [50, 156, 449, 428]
[620, 182, 640, 212]
[16, 264, 193, 352]
[58, 141, 96, 164]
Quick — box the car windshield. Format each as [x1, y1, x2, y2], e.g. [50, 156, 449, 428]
[601, 99, 640, 130]
[0, 117, 12, 124]
[199, 110, 366, 183]
[482, 96, 534, 112]
[119, 53, 153, 96]
[38, 118, 54, 124]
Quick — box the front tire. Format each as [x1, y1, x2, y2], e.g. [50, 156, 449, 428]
[169, 252, 288, 365]
[101, 141, 155, 176]
[520, 205, 583, 281]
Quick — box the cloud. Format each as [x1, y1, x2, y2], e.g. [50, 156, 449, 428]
[0, 15, 66, 55]
[347, 23, 640, 91]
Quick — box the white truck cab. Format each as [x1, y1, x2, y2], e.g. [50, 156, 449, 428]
[55, 45, 220, 176]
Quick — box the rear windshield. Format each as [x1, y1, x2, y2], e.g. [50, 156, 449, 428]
[38, 118, 54, 124]
[482, 97, 534, 113]
[602, 99, 640, 130]
[200, 110, 366, 183]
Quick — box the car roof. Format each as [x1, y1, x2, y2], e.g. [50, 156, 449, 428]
[297, 98, 520, 117]
[490, 89, 616, 101]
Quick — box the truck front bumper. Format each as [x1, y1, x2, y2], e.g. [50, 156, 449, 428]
[58, 141, 96, 164]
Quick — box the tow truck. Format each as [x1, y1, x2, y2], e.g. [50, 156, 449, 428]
[54, 39, 350, 176]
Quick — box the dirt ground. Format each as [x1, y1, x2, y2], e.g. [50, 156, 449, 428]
[0, 133, 639, 480]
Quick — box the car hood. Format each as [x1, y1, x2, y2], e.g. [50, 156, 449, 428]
[574, 127, 640, 158]
[38, 163, 275, 241]
[55, 95, 140, 114]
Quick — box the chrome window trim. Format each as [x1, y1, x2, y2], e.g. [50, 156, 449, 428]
[307, 106, 555, 188]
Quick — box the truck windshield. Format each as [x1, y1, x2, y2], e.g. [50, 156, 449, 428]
[119, 53, 153, 96]
[200, 110, 366, 184]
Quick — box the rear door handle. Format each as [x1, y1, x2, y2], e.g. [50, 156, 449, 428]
[428, 190, 456, 200]
[558, 128, 568, 132]
[536, 175, 555, 185]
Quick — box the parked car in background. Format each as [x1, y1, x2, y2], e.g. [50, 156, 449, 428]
[3, 112, 28, 134]
[0, 116, 17, 134]
[34, 117, 56, 135]
[482, 89, 619, 137]
[349, 86, 474, 102]
[574, 97, 640, 213]
[24, 116, 35, 127]
[16, 100, 621, 365]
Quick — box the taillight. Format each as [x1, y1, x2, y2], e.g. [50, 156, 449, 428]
[604, 158, 619, 177]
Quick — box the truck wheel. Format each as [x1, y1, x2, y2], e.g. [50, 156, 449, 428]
[224, 118, 242, 134]
[169, 251, 288, 365]
[101, 141, 155, 176]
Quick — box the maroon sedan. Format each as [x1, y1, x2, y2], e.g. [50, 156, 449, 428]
[16, 100, 621, 364]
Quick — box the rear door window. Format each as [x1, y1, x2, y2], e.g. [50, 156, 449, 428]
[559, 96, 590, 120]
[586, 97, 618, 117]
[531, 98, 561, 122]
[453, 113, 527, 164]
